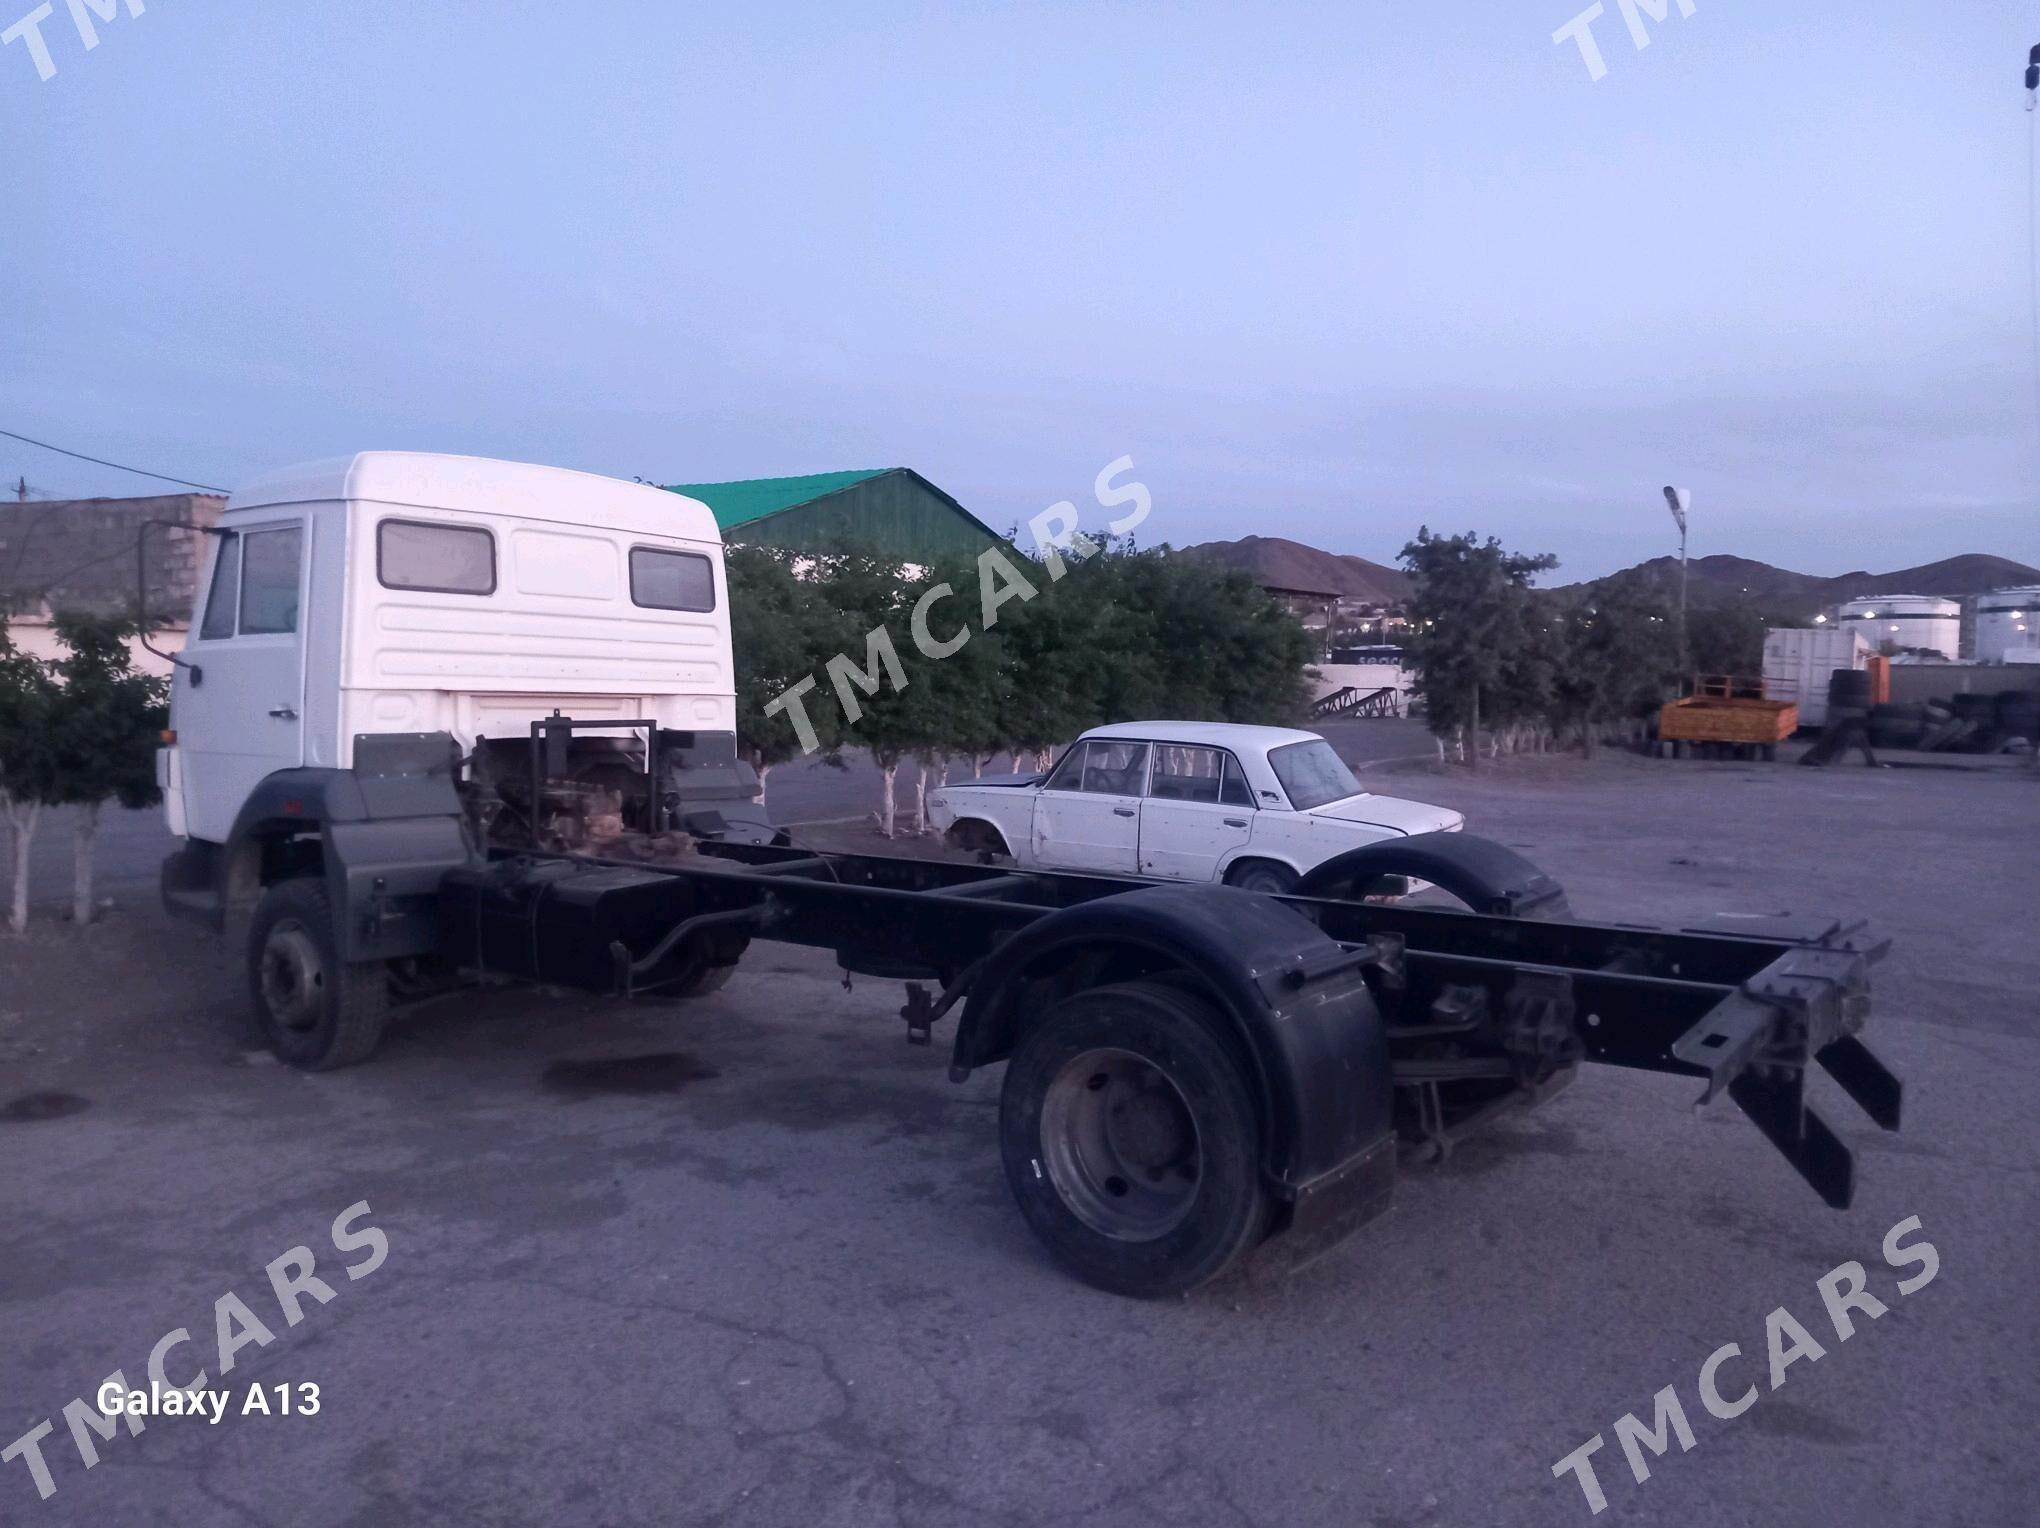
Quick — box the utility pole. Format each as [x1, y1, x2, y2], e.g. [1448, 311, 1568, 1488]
[14, 476, 26, 502]
[1662, 486, 1691, 677]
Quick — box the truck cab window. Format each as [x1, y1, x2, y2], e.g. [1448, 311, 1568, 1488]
[238, 527, 303, 635]
[629, 547, 715, 611]
[379, 519, 496, 594]
[198, 533, 242, 640]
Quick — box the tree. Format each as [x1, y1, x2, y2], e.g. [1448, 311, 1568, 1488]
[1399, 530, 1558, 768]
[1547, 578, 1678, 755]
[47, 612, 168, 923]
[0, 616, 60, 933]
[724, 543, 847, 802]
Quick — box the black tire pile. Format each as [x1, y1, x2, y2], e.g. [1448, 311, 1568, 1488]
[1835, 673, 2040, 754]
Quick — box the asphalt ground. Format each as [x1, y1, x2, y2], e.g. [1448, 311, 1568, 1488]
[1, 746, 2034, 1526]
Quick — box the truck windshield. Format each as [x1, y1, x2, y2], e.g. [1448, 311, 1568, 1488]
[1268, 739, 1362, 810]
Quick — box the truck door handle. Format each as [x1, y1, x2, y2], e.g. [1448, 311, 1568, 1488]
[1113, 807, 1136, 818]
[268, 706, 298, 720]
[1224, 817, 1248, 828]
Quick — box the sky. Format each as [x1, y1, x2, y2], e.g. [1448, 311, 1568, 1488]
[2, 0, 2036, 581]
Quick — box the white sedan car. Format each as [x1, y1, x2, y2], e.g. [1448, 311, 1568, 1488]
[927, 722, 1462, 893]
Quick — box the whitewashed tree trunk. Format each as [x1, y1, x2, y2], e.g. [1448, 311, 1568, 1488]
[755, 762, 772, 809]
[879, 761, 898, 838]
[913, 765, 930, 835]
[4, 798, 40, 934]
[972, 753, 986, 778]
[72, 801, 99, 924]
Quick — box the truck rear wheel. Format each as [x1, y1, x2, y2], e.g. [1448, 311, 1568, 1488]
[999, 980, 1268, 1297]
[248, 879, 390, 1071]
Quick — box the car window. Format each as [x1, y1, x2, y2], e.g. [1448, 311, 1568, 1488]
[198, 533, 241, 640]
[1041, 742, 1089, 791]
[1148, 744, 1225, 805]
[1268, 738, 1362, 811]
[379, 519, 496, 594]
[1078, 740, 1148, 796]
[237, 527, 302, 636]
[1219, 755, 1255, 808]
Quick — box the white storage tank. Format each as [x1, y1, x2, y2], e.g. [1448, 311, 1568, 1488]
[1834, 594, 1960, 660]
[1974, 586, 2040, 663]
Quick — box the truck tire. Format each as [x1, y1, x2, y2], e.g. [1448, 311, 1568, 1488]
[1224, 859, 1298, 895]
[999, 980, 1268, 1298]
[247, 878, 390, 1071]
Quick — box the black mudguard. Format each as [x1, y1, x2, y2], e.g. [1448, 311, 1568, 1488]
[215, 734, 474, 960]
[1298, 830, 1572, 918]
[952, 883, 1397, 1253]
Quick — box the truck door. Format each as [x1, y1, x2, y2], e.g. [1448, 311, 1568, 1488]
[174, 516, 308, 844]
[1137, 745, 1256, 881]
[1031, 740, 1146, 874]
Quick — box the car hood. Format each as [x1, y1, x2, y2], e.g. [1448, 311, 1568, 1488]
[938, 772, 1041, 791]
[1307, 793, 1464, 836]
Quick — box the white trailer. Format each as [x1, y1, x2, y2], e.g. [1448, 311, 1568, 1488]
[1762, 627, 1869, 730]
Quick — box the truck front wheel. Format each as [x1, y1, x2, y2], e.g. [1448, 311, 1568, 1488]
[999, 980, 1268, 1297]
[248, 879, 390, 1070]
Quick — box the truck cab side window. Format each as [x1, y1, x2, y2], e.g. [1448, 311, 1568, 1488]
[199, 534, 241, 640]
[238, 527, 303, 635]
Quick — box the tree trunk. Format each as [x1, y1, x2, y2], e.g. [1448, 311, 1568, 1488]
[755, 762, 772, 809]
[972, 753, 985, 779]
[1467, 682, 1482, 771]
[913, 764, 930, 835]
[5, 798, 39, 934]
[73, 801, 99, 924]
[879, 761, 898, 838]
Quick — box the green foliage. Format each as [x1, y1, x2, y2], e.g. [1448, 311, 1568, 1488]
[719, 535, 1317, 820]
[1546, 575, 1680, 745]
[47, 612, 169, 811]
[1399, 529, 1559, 747]
[725, 543, 849, 770]
[0, 617, 61, 809]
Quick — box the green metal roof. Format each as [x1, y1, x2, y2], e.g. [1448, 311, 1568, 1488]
[663, 469, 895, 530]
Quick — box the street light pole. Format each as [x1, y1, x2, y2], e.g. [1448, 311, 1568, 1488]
[1662, 486, 1691, 676]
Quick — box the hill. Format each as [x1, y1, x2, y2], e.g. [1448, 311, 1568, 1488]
[1175, 535, 1410, 604]
[1567, 553, 2040, 616]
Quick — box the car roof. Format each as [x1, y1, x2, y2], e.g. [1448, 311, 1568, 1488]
[1080, 721, 1323, 751]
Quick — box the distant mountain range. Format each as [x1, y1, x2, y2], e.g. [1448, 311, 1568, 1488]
[1558, 553, 2040, 617]
[1178, 536, 2038, 620]
[1175, 536, 1410, 604]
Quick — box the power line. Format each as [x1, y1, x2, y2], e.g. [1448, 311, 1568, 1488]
[0, 427, 227, 495]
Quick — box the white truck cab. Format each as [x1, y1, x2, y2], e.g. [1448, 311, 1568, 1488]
[162, 451, 739, 842]
[159, 453, 773, 1065]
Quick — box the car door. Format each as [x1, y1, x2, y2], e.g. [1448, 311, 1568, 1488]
[1137, 745, 1259, 881]
[1030, 739, 1147, 873]
[173, 514, 309, 844]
